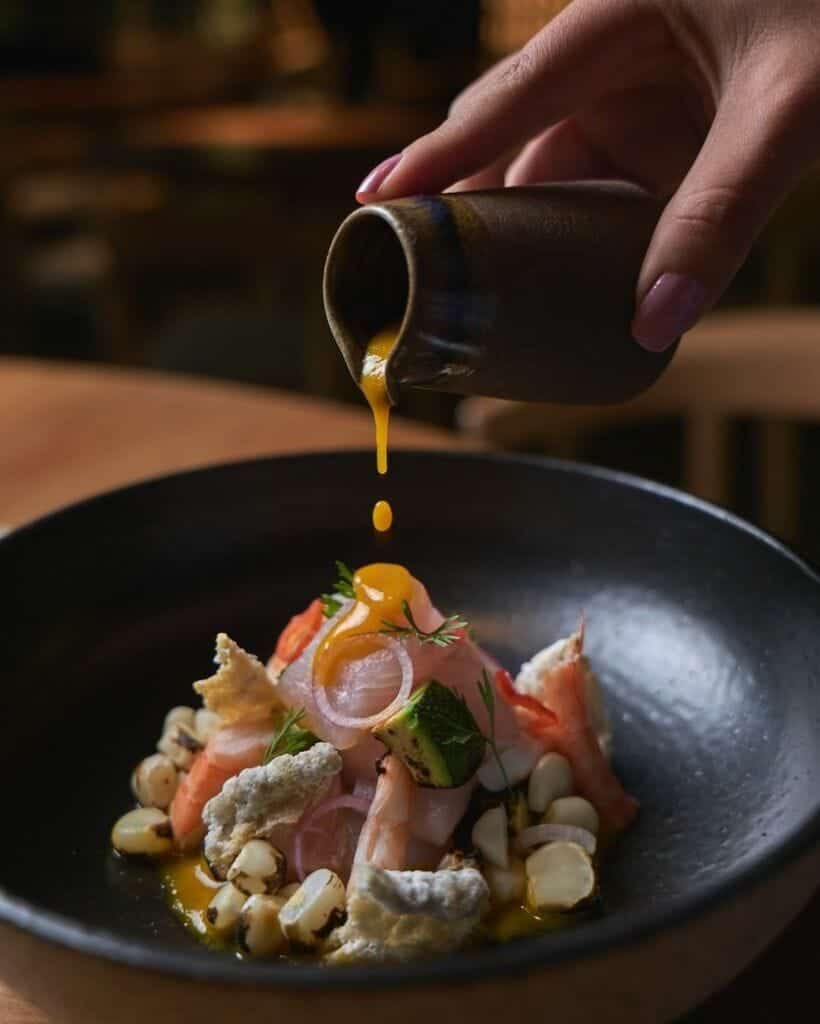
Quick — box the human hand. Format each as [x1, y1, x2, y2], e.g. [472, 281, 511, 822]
[356, 0, 820, 351]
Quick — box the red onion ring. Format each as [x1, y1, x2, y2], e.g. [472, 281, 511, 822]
[312, 634, 414, 731]
[519, 823, 597, 855]
[292, 794, 371, 881]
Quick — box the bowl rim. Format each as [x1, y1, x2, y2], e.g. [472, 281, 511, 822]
[1, 448, 819, 989]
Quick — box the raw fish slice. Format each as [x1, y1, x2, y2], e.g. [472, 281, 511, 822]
[434, 639, 521, 744]
[275, 586, 453, 749]
[207, 719, 274, 772]
[341, 736, 386, 786]
[327, 647, 405, 719]
[406, 835, 447, 871]
[410, 780, 475, 847]
[274, 603, 364, 749]
[295, 805, 366, 882]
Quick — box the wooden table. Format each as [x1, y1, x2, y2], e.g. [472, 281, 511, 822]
[459, 309, 820, 541]
[0, 357, 816, 1022]
[0, 357, 459, 527]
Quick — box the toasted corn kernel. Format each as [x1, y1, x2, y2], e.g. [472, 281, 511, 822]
[238, 894, 286, 956]
[111, 807, 173, 856]
[544, 796, 599, 836]
[227, 839, 287, 896]
[205, 882, 247, 932]
[528, 752, 573, 814]
[130, 753, 178, 810]
[278, 869, 346, 948]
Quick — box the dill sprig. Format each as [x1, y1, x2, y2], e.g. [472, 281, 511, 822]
[380, 601, 469, 648]
[321, 560, 355, 618]
[438, 671, 512, 794]
[263, 707, 317, 763]
[477, 669, 512, 794]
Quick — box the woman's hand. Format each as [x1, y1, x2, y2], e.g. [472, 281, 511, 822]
[356, 0, 820, 351]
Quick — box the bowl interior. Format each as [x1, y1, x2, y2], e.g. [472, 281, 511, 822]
[1, 451, 819, 984]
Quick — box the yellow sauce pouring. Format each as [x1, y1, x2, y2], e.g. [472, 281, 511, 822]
[314, 562, 413, 685]
[360, 328, 398, 531]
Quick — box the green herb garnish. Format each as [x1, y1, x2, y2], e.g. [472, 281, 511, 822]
[432, 671, 511, 794]
[321, 561, 356, 618]
[477, 669, 512, 794]
[263, 707, 318, 763]
[374, 680, 485, 787]
[320, 594, 342, 618]
[380, 601, 469, 647]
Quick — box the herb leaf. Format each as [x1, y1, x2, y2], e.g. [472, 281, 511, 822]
[476, 669, 512, 794]
[263, 707, 318, 763]
[436, 689, 486, 751]
[320, 561, 356, 618]
[430, 675, 512, 795]
[320, 593, 343, 618]
[477, 670, 495, 720]
[334, 561, 355, 599]
[380, 601, 469, 648]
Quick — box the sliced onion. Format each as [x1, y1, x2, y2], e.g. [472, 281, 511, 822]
[519, 824, 597, 856]
[313, 635, 414, 731]
[292, 794, 371, 881]
[276, 602, 363, 749]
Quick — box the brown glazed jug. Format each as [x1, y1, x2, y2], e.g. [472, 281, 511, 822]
[323, 182, 676, 405]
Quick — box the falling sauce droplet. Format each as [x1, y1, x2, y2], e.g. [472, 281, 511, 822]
[372, 499, 393, 532]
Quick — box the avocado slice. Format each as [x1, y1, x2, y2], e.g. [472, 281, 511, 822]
[373, 680, 486, 787]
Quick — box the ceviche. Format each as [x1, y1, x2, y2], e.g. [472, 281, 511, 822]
[110, 561, 637, 962]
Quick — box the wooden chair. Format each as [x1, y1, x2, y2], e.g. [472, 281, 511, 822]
[457, 309, 820, 541]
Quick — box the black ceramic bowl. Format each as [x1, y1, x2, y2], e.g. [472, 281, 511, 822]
[1, 452, 818, 1024]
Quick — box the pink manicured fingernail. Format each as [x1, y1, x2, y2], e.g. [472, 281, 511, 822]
[356, 153, 402, 197]
[632, 273, 706, 352]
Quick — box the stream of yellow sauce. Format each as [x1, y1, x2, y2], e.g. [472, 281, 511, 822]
[314, 562, 413, 685]
[360, 328, 398, 532]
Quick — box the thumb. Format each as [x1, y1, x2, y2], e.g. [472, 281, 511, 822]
[632, 77, 812, 352]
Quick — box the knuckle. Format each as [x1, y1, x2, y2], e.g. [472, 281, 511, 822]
[448, 46, 538, 119]
[671, 185, 757, 238]
[496, 48, 538, 91]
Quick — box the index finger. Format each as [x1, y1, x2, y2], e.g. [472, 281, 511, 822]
[371, 0, 665, 199]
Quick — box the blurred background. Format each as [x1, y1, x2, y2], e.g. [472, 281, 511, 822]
[3, 0, 820, 558]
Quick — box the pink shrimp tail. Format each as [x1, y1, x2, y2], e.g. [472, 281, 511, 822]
[498, 628, 638, 833]
[353, 755, 414, 871]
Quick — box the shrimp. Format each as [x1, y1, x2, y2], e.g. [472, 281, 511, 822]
[352, 755, 414, 872]
[498, 626, 638, 833]
[169, 718, 273, 846]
